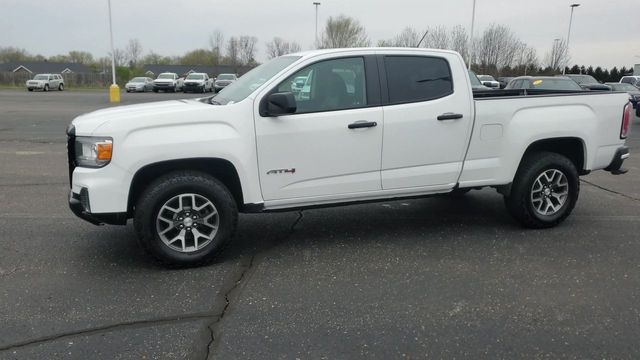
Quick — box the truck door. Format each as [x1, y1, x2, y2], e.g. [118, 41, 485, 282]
[380, 54, 474, 190]
[255, 56, 383, 201]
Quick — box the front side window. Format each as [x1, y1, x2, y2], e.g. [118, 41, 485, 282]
[276, 57, 367, 114]
[384, 56, 453, 104]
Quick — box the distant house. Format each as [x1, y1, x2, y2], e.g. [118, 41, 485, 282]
[143, 64, 250, 78]
[0, 61, 91, 74]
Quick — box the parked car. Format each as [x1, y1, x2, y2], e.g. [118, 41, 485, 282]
[562, 74, 611, 91]
[125, 77, 154, 92]
[67, 48, 631, 266]
[214, 73, 237, 93]
[183, 73, 213, 93]
[505, 76, 584, 91]
[291, 76, 307, 93]
[606, 82, 640, 116]
[26, 74, 64, 92]
[468, 70, 491, 91]
[619, 76, 640, 88]
[477, 75, 500, 89]
[153, 73, 183, 93]
[497, 77, 514, 89]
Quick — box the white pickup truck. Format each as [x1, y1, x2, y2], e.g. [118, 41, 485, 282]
[152, 72, 183, 93]
[67, 48, 632, 266]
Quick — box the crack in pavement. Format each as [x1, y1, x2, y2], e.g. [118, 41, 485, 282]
[0, 182, 67, 187]
[204, 210, 305, 359]
[0, 211, 307, 358]
[0, 312, 219, 353]
[0, 267, 20, 278]
[581, 179, 640, 202]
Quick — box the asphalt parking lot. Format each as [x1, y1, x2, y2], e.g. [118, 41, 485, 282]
[1, 88, 639, 359]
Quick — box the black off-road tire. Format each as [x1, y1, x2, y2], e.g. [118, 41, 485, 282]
[134, 171, 238, 267]
[58, 83, 64, 91]
[504, 152, 579, 229]
[44, 84, 49, 92]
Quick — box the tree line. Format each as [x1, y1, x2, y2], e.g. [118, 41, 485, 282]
[1, 15, 635, 83]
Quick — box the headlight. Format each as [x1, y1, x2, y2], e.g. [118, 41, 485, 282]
[74, 136, 113, 168]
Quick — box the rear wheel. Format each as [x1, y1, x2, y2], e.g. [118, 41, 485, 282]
[44, 84, 49, 92]
[134, 171, 238, 267]
[28, 88, 33, 92]
[504, 152, 579, 228]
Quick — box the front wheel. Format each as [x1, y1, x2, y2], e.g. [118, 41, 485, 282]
[58, 83, 64, 91]
[504, 152, 579, 229]
[134, 171, 238, 267]
[44, 84, 49, 92]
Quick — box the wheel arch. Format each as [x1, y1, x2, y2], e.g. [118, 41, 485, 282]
[128, 158, 244, 216]
[520, 137, 587, 174]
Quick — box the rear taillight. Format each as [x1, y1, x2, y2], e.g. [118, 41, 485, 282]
[621, 102, 631, 139]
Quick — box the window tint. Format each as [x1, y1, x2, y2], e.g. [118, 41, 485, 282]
[276, 57, 367, 114]
[384, 56, 453, 104]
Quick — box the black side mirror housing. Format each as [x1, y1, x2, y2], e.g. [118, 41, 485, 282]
[262, 92, 297, 117]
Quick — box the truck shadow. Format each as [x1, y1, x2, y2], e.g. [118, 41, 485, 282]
[84, 190, 519, 271]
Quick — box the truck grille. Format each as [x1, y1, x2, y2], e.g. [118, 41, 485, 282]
[66, 125, 76, 188]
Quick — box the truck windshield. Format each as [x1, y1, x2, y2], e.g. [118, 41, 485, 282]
[186, 74, 204, 80]
[211, 56, 301, 105]
[158, 74, 174, 79]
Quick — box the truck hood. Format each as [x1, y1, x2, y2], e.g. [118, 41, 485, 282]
[72, 99, 209, 135]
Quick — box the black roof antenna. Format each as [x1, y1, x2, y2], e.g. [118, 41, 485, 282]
[415, 30, 429, 48]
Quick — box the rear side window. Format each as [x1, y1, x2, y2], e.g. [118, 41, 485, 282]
[384, 56, 453, 104]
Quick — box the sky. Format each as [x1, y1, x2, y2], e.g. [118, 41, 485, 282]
[2, 0, 639, 68]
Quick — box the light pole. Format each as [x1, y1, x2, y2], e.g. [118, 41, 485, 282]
[107, 0, 120, 103]
[313, 2, 321, 48]
[467, 0, 476, 70]
[563, 3, 580, 75]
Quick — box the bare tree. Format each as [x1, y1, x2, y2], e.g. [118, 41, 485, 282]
[238, 36, 258, 65]
[378, 27, 422, 47]
[142, 51, 162, 65]
[319, 15, 370, 49]
[225, 36, 240, 66]
[449, 25, 469, 62]
[266, 37, 302, 59]
[108, 48, 126, 67]
[209, 30, 225, 65]
[424, 26, 449, 49]
[475, 24, 523, 73]
[545, 38, 569, 71]
[67, 51, 94, 64]
[125, 39, 143, 67]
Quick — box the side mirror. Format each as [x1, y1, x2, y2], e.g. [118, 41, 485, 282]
[263, 92, 297, 117]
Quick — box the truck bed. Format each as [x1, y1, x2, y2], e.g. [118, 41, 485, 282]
[472, 88, 614, 99]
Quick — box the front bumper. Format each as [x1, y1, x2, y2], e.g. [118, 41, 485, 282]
[605, 146, 630, 175]
[69, 189, 127, 225]
[184, 83, 205, 91]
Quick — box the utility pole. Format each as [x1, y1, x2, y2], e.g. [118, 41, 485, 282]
[107, 0, 120, 103]
[313, 2, 321, 48]
[467, 0, 477, 70]
[563, 3, 580, 75]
